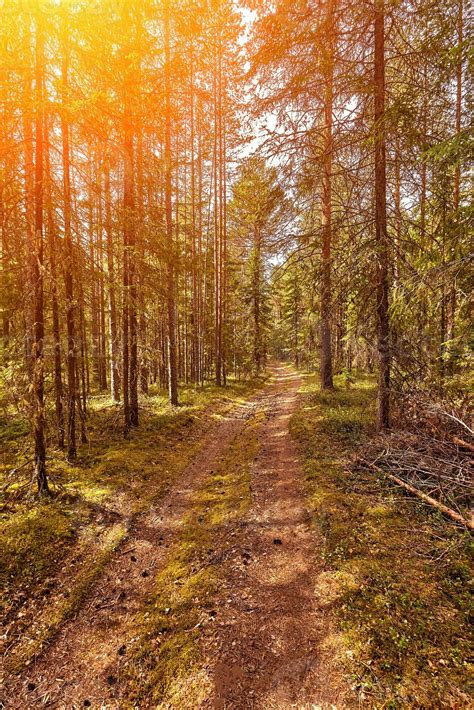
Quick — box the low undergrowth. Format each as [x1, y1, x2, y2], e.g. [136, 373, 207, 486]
[291, 373, 472, 708]
[121, 409, 266, 707]
[0, 377, 265, 671]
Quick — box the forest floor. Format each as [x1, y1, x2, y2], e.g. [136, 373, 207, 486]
[1, 365, 472, 708]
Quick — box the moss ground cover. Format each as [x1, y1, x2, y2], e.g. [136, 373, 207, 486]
[291, 373, 472, 708]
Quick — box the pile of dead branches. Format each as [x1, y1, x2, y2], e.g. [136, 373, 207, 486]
[356, 389, 473, 529]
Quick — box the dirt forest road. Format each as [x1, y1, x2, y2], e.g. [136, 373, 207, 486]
[6, 365, 347, 709]
[201, 365, 346, 709]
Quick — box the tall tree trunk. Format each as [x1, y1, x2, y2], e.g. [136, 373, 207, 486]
[447, 0, 463, 373]
[137, 132, 149, 395]
[0, 170, 8, 359]
[104, 153, 120, 402]
[60, 15, 77, 460]
[393, 139, 401, 286]
[190, 48, 199, 384]
[374, 0, 390, 430]
[0, 51, 11, 360]
[44, 111, 65, 449]
[120, 3, 139, 429]
[213, 35, 222, 386]
[22, 16, 35, 378]
[97, 167, 108, 392]
[182, 126, 190, 385]
[128, 139, 139, 427]
[439, 185, 448, 381]
[89, 162, 100, 388]
[252, 227, 262, 374]
[32, 11, 48, 494]
[123, 96, 132, 430]
[320, 0, 335, 390]
[219, 52, 228, 385]
[165, 1, 178, 406]
[417, 64, 428, 343]
[197, 100, 204, 385]
[77, 269, 89, 444]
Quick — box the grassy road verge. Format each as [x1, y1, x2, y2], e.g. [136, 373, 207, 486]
[291, 373, 472, 708]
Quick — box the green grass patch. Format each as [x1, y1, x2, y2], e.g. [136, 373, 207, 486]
[291, 372, 473, 708]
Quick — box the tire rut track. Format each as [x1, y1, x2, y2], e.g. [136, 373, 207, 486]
[5, 388, 270, 709]
[200, 365, 349, 709]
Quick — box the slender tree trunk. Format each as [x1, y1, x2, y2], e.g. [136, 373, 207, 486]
[393, 139, 401, 285]
[77, 274, 88, 444]
[374, 0, 390, 430]
[137, 132, 149, 395]
[104, 154, 121, 402]
[123, 96, 132, 430]
[253, 227, 262, 374]
[89, 163, 100, 388]
[129, 167, 139, 426]
[190, 48, 199, 384]
[121, 11, 138, 431]
[32, 11, 48, 494]
[220, 57, 228, 385]
[23, 17, 35, 379]
[218, 36, 226, 384]
[213, 35, 222, 386]
[197, 101, 204, 385]
[447, 0, 463, 372]
[60, 16, 77, 460]
[73, 157, 88, 441]
[165, 1, 178, 406]
[0, 53, 11, 360]
[294, 278, 299, 368]
[417, 65, 429, 343]
[420, 65, 427, 245]
[320, 0, 335, 390]
[44, 112, 65, 449]
[182, 126, 190, 385]
[97, 169, 108, 392]
[0, 176, 9, 358]
[439, 187, 448, 381]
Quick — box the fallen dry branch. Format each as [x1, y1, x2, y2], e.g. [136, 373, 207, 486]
[367, 462, 474, 531]
[453, 437, 474, 453]
[356, 388, 473, 530]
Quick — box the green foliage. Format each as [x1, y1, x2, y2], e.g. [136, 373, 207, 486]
[228, 157, 290, 374]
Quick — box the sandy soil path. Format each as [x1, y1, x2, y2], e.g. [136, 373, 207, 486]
[5, 365, 347, 708]
[200, 364, 347, 709]
[5, 389, 268, 709]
